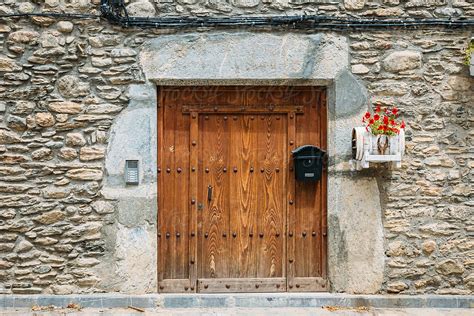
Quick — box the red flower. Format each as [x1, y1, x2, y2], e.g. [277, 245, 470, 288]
[369, 119, 374, 124]
[365, 112, 371, 119]
[374, 114, 380, 121]
[400, 121, 406, 129]
[375, 105, 381, 113]
[390, 119, 395, 125]
[378, 125, 383, 130]
[383, 116, 389, 125]
[392, 107, 398, 115]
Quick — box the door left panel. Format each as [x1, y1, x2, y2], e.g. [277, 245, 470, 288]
[158, 90, 192, 292]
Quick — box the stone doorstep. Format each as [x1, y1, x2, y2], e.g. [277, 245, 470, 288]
[0, 294, 472, 310]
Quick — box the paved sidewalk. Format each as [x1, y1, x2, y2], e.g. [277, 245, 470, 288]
[0, 307, 473, 316]
[2, 293, 473, 309]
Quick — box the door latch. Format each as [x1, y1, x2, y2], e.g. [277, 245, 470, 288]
[207, 185, 212, 201]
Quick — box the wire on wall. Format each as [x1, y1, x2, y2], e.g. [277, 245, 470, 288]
[0, 0, 472, 30]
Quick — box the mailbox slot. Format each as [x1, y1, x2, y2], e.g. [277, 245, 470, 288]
[292, 145, 325, 181]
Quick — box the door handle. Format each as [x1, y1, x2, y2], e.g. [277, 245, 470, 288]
[207, 185, 212, 201]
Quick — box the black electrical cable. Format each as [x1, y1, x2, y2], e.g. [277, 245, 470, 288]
[0, 13, 99, 19]
[108, 16, 474, 30]
[0, 2, 472, 31]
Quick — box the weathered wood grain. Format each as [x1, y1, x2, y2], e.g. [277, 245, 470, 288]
[198, 278, 286, 293]
[158, 86, 327, 293]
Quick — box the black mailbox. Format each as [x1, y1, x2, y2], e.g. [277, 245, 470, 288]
[291, 145, 325, 181]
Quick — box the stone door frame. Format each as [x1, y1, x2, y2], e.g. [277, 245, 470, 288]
[100, 31, 385, 294]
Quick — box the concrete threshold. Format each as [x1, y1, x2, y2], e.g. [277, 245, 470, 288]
[0, 293, 472, 310]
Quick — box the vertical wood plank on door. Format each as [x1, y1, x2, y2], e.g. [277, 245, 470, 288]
[197, 114, 206, 279]
[229, 115, 258, 278]
[294, 91, 321, 278]
[201, 115, 230, 279]
[228, 115, 240, 278]
[246, 115, 259, 278]
[189, 112, 198, 290]
[174, 103, 190, 279]
[309, 91, 322, 278]
[287, 111, 297, 289]
[257, 115, 285, 278]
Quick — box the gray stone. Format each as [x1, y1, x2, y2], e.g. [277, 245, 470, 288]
[383, 51, 422, 73]
[89, 35, 121, 48]
[33, 265, 52, 274]
[35, 112, 55, 127]
[48, 101, 84, 114]
[91, 200, 115, 214]
[14, 238, 33, 253]
[435, 259, 465, 275]
[139, 33, 347, 82]
[91, 57, 113, 67]
[344, 0, 365, 9]
[0, 56, 22, 72]
[65, 133, 86, 147]
[0, 129, 21, 144]
[57, 75, 90, 98]
[80, 146, 106, 161]
[447, 76, 471, 91]
[126, 0, 156, 17]
[33, 210, 66, 225]
[18, 2, 36, 14]
[0, 209, 16, 219]
[232, 0, 260, 7]
[111, 48, 137, 58]
[0, 260, 13, 269]
[352, 64, 370, 74]
[434, 7, 462, 17]
[74, 257, 101, 267]
[85, 104, 123, 114]
[58, 147, 78, 160]
[56, 21, 74, 33]
[419, 223, 458, 236]
[31, 147, 53, 160]
[422, 240, 436, 254]
[39, 32, 60, 48]
[34, 237, 58, 246]
[387, 281, 409, 293]
[7, 115, 27, 132]
[328, 177, 384, 294]
[8, 31, 40, 44]
[66, 169, 103, 181]
[11, 101, 35, 114]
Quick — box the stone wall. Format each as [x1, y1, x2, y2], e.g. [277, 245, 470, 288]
[138, 0, 474, 18]
[0, 0, 472, 295]
[349, 30, 473, 294]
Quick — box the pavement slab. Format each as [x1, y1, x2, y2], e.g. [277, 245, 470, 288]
[0, 307, 473, 316]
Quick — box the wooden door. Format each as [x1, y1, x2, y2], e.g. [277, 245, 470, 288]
[197, 113, 287, 292]
[158, 87, 327, 293]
